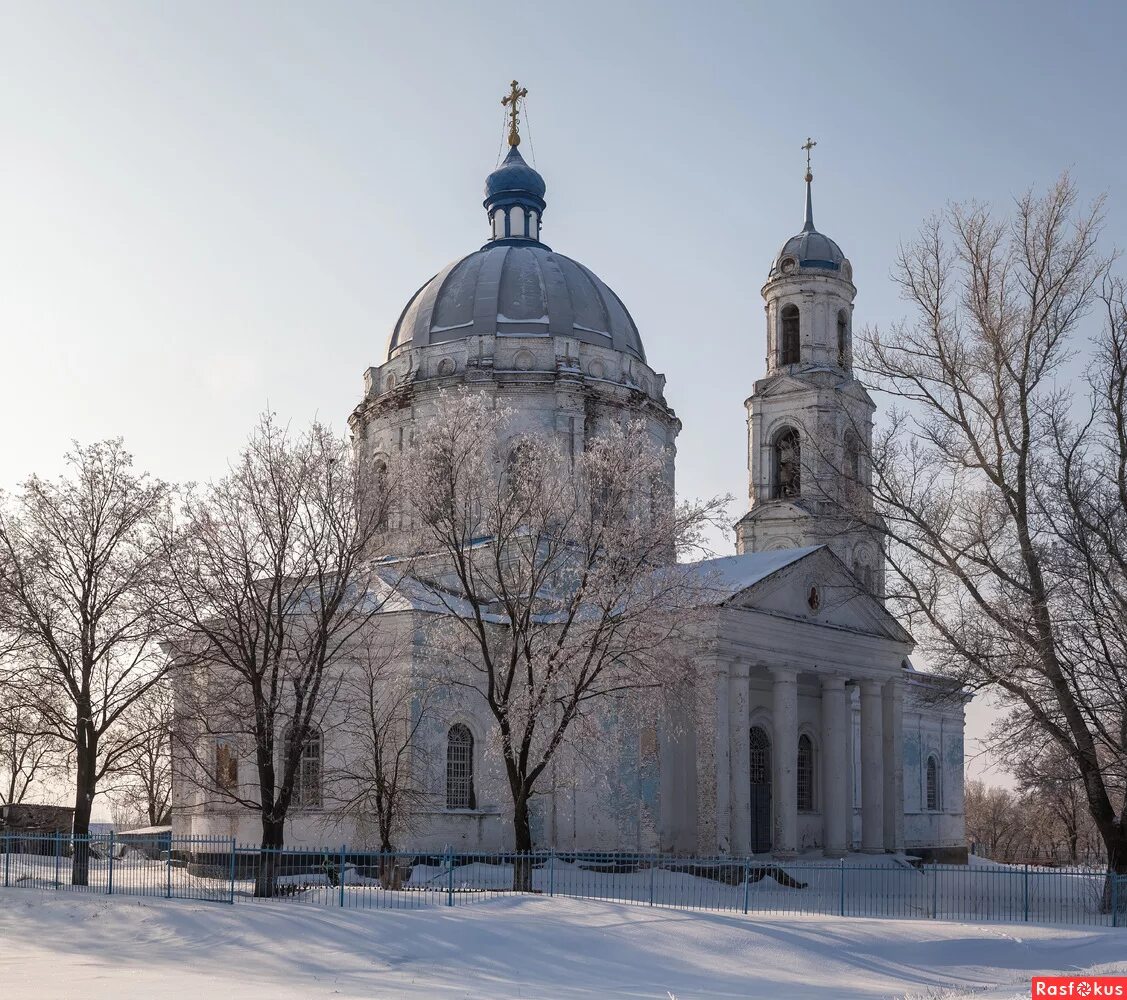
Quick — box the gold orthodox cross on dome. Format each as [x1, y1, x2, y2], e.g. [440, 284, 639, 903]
[502, 80, 528, 147]
[802, 136, 817, 182]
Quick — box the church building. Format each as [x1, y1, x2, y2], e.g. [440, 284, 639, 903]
[172, 89, 968, 862]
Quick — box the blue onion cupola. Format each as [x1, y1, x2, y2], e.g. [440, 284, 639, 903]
[484, 81, 547, 245]
[769, 138, 849, 280]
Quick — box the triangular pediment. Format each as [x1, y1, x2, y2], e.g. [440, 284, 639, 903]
[757, 374, 817, 398]
[702, 546, 912, 644]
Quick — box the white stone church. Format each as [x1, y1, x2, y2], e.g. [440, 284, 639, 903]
[173, 105, 968, 862]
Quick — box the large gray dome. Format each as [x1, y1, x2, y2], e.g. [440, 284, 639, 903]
[386, 243, 646, 362]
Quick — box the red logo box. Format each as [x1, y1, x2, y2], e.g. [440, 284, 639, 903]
[1032, 978, 1127, 997]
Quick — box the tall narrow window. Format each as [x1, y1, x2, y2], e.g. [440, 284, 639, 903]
[856, 563, 875, 593]
[446, 724, 475, 809]
[926, 755, 940, 811]
[288, 726, 323, 809]
[373, 460, 389, 530]
[773, 428, 801, 499]
[844, 433, 861, 500]
[215, 738, 238, 794]
[749, 726, 771, 786]
[797, 734, 814, 812]
[781, 305, 800, 365]
[837, 310, 849, 367]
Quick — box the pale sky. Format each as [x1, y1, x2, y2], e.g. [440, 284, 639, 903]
[4, 0, 1126, 791]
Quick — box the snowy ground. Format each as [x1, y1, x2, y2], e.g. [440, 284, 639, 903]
[1, 889, 1125, 999]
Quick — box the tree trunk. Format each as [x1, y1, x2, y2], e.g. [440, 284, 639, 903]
[512, 793, 533, 892]
[255, 815, 284, 898]
[71, 723, 97, 887]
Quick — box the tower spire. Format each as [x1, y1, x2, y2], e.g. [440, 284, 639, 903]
[801, 137, 817, 232]
[502, 80, 528, 148]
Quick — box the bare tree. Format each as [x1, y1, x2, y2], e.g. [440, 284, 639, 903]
[0, 440, 170, 884]
[163, 415, 393, 896]
[964, 780, 1021, 858]
[857, 176, 1127, 887]
[0, 693, 64, 806]
[328, 634, 433, 882]
[1012, 741, 1101, 863]
[398, 390, 726, 888]
[106, 680, 173, 827]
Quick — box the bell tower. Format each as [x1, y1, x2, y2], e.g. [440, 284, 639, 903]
[734, 141, 884, 596]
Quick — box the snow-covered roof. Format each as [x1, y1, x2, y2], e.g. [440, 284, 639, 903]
[679, 546, 825, 604]
[117, 825, 171, 836]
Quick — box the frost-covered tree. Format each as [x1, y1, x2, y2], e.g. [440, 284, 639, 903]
[397, 390, 726, 889]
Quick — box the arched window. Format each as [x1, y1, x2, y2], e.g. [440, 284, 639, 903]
[286, 725, 322, 809]
[446, 724, 476, 810]
[773, 428, 801, 499]
[749, 726, 771, 786]
[797, 734, 815, 812]
[780, 305, 800, 365]
[837, 310, 849, 366]
[926, 755, 940, 811]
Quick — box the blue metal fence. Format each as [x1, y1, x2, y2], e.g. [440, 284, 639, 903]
[2, 833, 1124, 928]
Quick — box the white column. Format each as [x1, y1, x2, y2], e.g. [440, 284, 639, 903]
[820, 675, 849, 858]
[859, 679, 884, 853]
[882, 677, 905, 853]
[729, 661, 751, 855]
[771, 667, 798, 858]
[714, 660, 731, 854]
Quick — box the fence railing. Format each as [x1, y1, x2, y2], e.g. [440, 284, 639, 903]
[2, 832, 1124, 928]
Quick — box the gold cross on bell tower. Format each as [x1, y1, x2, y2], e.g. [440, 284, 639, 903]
[502, 80, 528, 147]
[802, 136, 817, 182]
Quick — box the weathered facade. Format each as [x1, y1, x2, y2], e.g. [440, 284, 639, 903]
[172, 112, 968, 862]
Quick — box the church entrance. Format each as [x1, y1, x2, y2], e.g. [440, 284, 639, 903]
[749, 726, 772, 853]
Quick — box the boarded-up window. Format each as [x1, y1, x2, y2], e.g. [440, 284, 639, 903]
[215, 739, 238, 794]
[797, 734, 814, 812]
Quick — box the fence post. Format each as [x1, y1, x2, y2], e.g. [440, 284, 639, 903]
[3, 832, 9, 888]
[107, 831, 115, 896]
[229, 838, 237, 905]
[648, 856, 655, 907]
[931, 861, 938, 919]
[54, 833, 61, 890]
[1023, 863, 1030, 922]
[445, 848, 454, 907]
[339, 844, 346, 909]
[548, 849, 555, 898]
[165, 840, 172, 898]
[839, 858, 846, 917]
[743, 857, 751, 915]
[1112, 871, 1119, 929]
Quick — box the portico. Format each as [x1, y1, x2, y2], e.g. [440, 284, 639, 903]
[686, 545, 916, 858]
